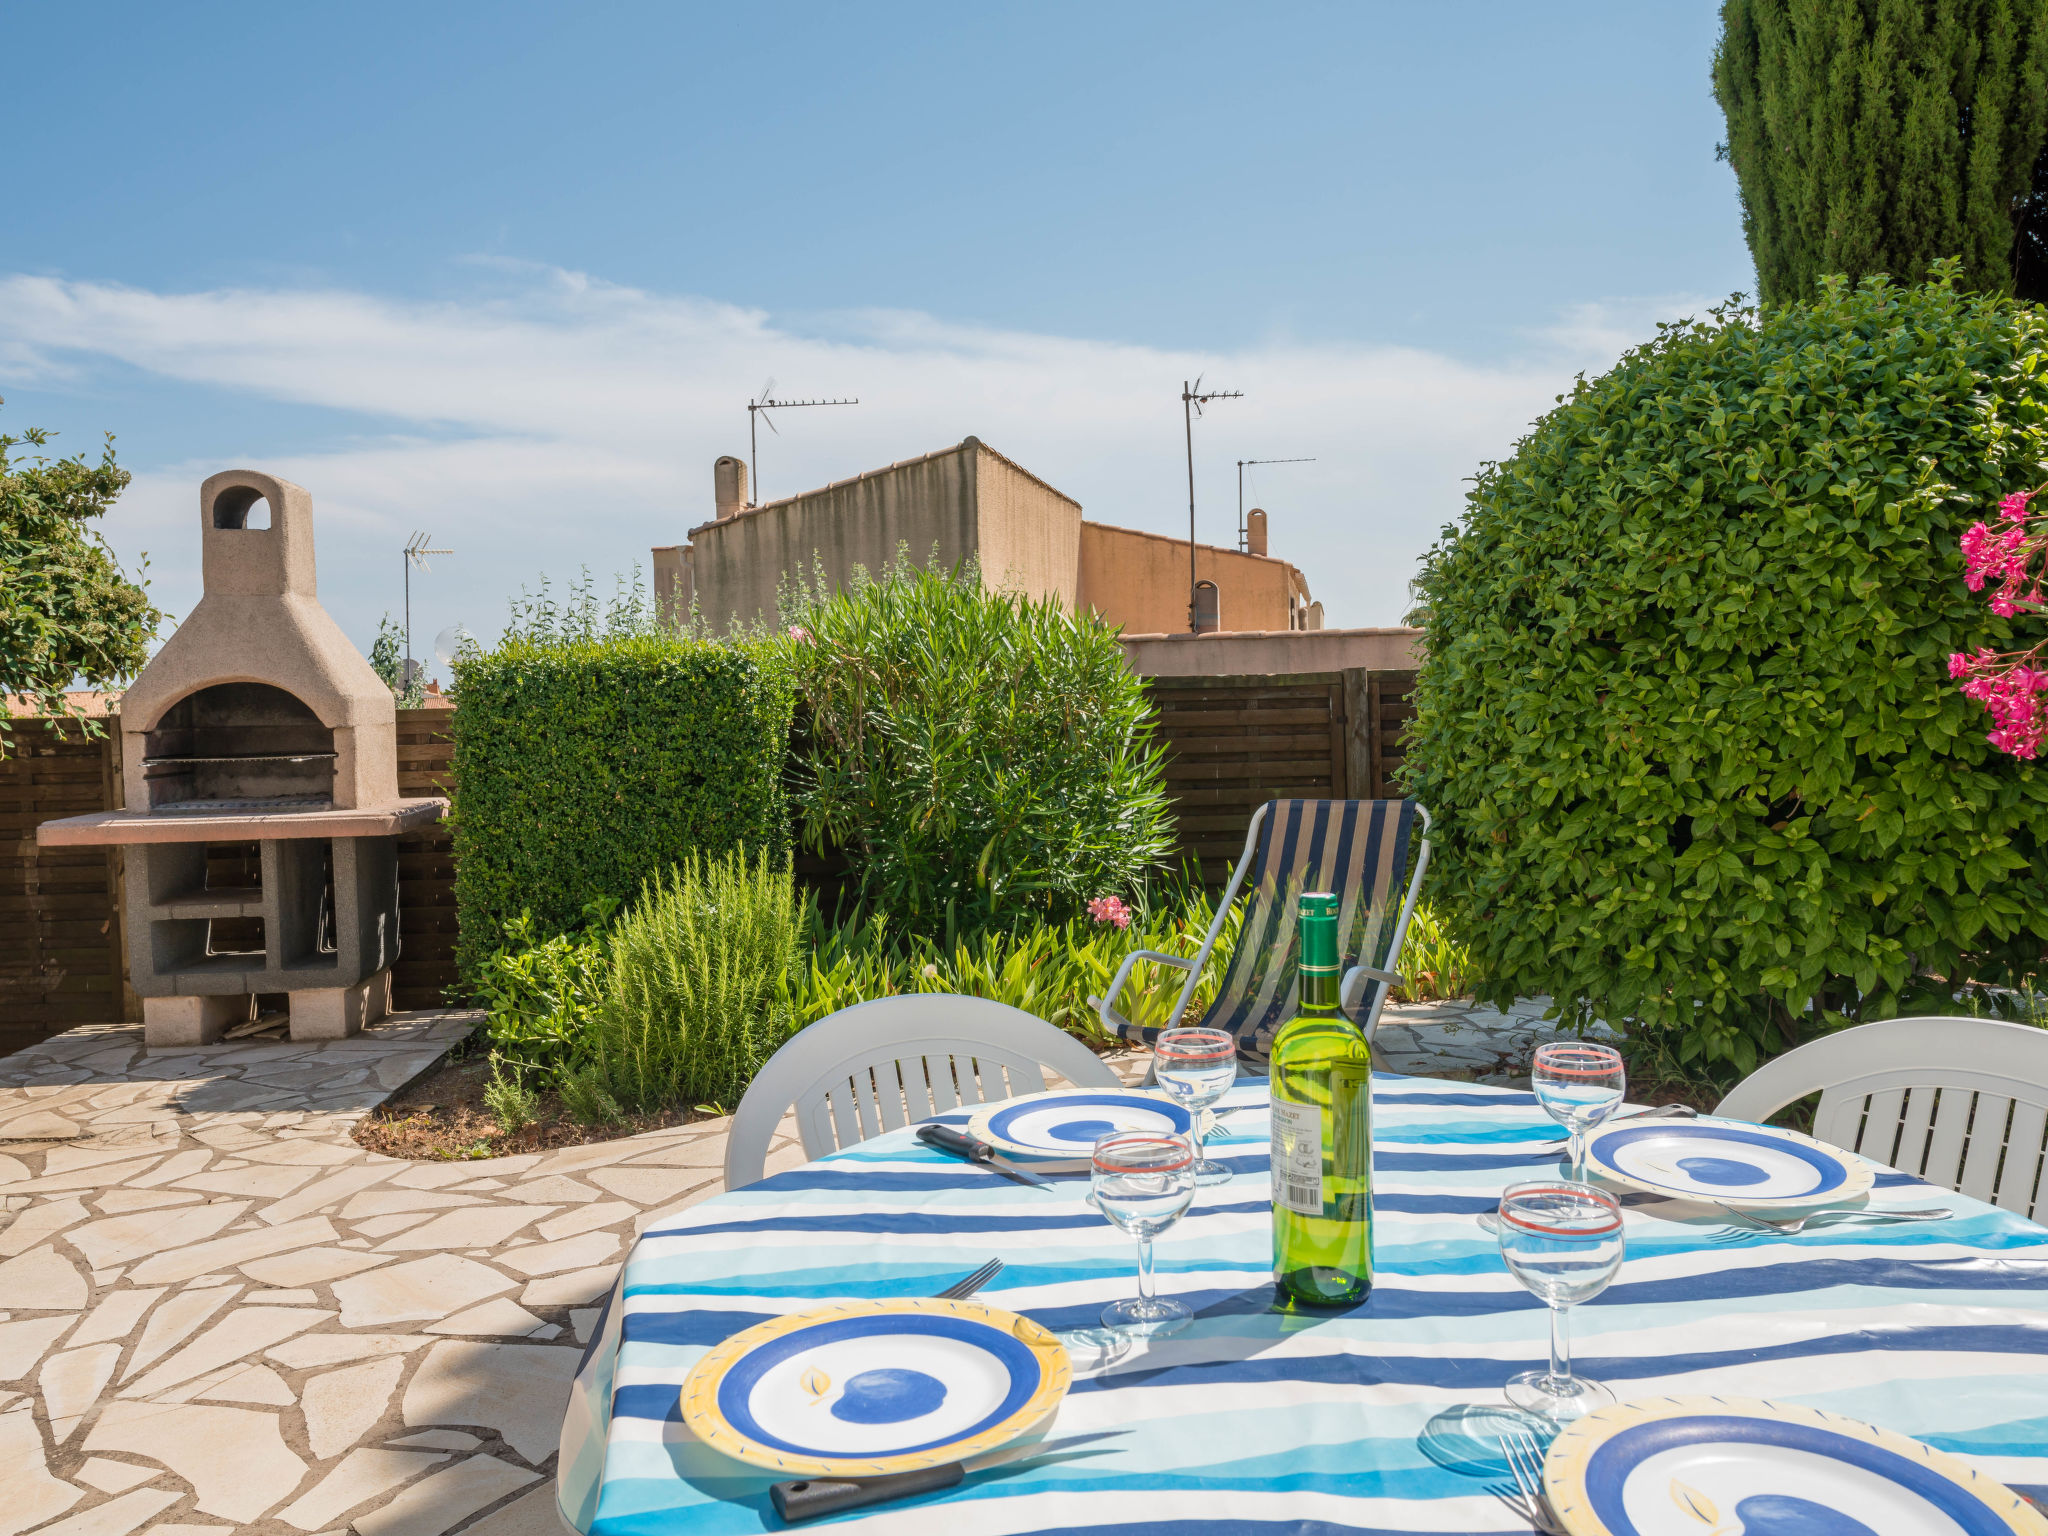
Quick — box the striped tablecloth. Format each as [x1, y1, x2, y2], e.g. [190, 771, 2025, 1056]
[556, 1074, 2048, 1533]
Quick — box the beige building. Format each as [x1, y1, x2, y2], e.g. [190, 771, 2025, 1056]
[654, 437, 1318, 636]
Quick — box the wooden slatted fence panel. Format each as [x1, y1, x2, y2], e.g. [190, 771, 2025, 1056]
[0, 722, 128, 1053]
[393, 707, 459, 1010]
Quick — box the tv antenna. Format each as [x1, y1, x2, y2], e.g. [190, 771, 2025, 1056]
[1182, 377, 1243, 633]
[402, 532, 453, 684]
[748, 379, 859, 504]
[1237, 457, 1316, 551]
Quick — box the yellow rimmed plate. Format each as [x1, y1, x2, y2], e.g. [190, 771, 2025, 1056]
[678, 1297, 1069, 1477]
[1542, 1395, 2047, 1535]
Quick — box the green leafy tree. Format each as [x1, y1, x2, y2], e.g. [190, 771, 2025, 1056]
[1404, 268, 2048, 1078]
[368, 613, 424, 707]
[0, 405, 162, 755]
[1713, 0, 2048, 304]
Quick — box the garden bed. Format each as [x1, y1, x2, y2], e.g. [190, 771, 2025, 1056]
[353, 1052, 716, 1160]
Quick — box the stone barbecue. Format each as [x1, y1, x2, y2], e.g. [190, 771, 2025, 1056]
[37, 469, 444, 1045]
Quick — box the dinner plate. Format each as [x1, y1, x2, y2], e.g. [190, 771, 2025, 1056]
[1542, 1396, 2046, 1536]
[679, 1297, 1069, 1476]
[1582, 1118, 1875, 1210]
[966, 1088, 1192, 1163]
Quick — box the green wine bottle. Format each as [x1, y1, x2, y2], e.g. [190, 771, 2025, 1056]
[1269, 890, 1374, 1306]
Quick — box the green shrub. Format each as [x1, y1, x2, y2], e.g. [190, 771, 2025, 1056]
[781, 878, 1240, 1035]
[1405, 267, 2048, 1074]
[1393, 902, 1475, 1004]
[785, 562, 1174, 939]
[474, 900, 614, 1073]
[579, 848, 802, 1114]
[451, 633, 793, 989]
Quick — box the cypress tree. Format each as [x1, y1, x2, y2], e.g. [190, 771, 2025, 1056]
[1713, 0, 2048, 304]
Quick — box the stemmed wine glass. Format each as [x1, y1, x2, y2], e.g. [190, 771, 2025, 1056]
[1092, 1130, 1196, 1338]
[1153, 1027, 1238, 1185]
[1497, 1181, 1625, 1421]
[1532, 1041, 1626, 1181]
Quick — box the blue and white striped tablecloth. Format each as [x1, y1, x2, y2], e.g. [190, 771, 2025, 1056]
[556, 1074, 2048, 1533]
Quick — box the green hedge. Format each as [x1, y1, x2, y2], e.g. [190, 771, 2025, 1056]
[451, 635, 794, 990]
[1405, 268, 2048, 1075]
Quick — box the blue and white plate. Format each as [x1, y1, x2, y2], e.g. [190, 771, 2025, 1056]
[1583, 1118, 1875, 1211]
[1543, 1396, 2046, 1536]
[679, 1297, 1069, 1476]
[967, 1088, 1192, 1165]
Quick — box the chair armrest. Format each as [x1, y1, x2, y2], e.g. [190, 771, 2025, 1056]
[1095, 949, 1199, 1043]
[1342, 964, 1402, 1011]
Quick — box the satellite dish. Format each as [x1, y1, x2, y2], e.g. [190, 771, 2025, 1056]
[433, 623, 475, 671]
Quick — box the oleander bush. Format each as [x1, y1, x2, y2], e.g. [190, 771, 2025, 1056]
[1405, 266, 2048, 1077]
[784, 561, 1175, 940]
[450, 627, 793, 989]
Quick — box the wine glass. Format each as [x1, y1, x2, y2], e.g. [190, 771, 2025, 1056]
[1496, 1181, 1624, 1421]
[1153, 1027, 1238, 1185]
[1092, 1130, 1196, 1337]
[1532, 1041, 1625, 1181]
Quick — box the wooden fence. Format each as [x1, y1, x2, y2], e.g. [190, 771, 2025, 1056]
[1151, 669, 1416, 882]
[0, 721, 130, 1055]
[0, 673, 1414, 1046]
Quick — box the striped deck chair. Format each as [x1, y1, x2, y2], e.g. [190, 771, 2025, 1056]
[1095, 799, 1433, 1065]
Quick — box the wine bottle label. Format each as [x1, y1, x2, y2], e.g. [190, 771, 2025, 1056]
[1270, 1099, 1324, 1216]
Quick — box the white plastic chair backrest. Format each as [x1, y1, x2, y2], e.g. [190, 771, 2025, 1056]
[1714, 1015, 2048, 1221]
[723, 993, 1124, 1190]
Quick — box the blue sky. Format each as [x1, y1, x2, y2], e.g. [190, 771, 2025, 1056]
[2, 2, 1750, 657]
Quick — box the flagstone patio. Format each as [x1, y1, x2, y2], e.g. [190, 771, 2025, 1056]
[0, 996, 1567, 1536]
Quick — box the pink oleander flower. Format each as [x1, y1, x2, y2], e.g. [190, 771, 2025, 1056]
[787, 626, 812, 642]
[2002, 491, 2034, 523]
[1088, 895, 1131, 929]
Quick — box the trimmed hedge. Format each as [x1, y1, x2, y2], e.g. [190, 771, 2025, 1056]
[450, 635, 794, 989]
[1404, 269, 2048, 1074]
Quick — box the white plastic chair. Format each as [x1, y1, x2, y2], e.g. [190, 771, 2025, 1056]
[1714, 1015, 2048, 1222]
[723, 993, 1125, 1190]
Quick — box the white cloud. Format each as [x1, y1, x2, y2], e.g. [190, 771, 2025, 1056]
[0, 267, 1694, 655]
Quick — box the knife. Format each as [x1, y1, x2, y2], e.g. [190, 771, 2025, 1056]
[916, 1124, 1055, 1187]
[770, 1431, 1124, 1522]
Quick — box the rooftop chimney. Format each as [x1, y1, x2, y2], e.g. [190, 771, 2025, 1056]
[1246, 507, 1268, 557]
[715, 455, 749, 521]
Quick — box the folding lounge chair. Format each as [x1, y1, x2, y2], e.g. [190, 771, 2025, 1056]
[1095, 798, 1432, 1065]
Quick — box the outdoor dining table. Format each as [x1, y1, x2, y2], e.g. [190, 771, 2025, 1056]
[556, 1072, 2048, 1534]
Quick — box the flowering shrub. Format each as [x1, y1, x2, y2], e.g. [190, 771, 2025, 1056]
[1407, 267, 2048, 1074]
[1952, 486, 2048, 757]
[1089, 895, 1132, 929]
[785, 562, 1173, 940]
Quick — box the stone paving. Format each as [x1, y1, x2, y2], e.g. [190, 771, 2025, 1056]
[1372, 995, 1619, 1086]
[0, 995, 1555, 1536]
[0, 1014, 812, 1536]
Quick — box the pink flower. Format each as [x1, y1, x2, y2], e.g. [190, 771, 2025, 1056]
[1088, 895, 1131, 929]
[2002, 491, 2033, 523]
[787, 626, 812, 642]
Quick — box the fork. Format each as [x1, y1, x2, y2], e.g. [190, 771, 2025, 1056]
[1706, 1206, 1952, 1242]
[1497, 1430, 1563, 1534]
[929, 1257, 1004, 1299]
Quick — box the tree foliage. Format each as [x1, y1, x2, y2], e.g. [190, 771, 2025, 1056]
[1713, 0, 2048, 304]
[0, 407, 161, 753]
[784, 562, 1175, 941]
[1404, 269, 2048, 1073]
